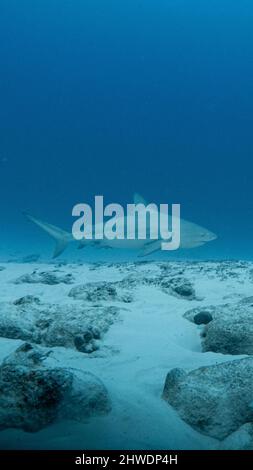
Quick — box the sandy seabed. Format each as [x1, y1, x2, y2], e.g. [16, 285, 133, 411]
[0, 259, 252, 450]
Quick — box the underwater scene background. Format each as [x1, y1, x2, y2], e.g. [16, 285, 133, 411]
[1, 0, 253, 261]
[0, 0, 253, 453]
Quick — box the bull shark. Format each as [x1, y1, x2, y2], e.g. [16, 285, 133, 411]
[23, 194, 217, 258]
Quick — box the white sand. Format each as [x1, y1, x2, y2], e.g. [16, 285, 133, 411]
[0, 260, 251, 449]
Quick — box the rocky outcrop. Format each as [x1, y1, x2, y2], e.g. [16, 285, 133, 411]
[13, 295, 41, 306]
[40, 304, 119, 350]
[220, 423, 253, 450]
[0, 301, 120, 352]
[162, 358, 253, 439]
[202, 310, 253, 355]
[69, 281, 133, 303]
[161, 277, 197, 300]
[74, 326, 101, 354]
[184, 299, 253, 355]
[0, 343, 111, 432]
[14, 270, 74, 285]
[120, 274, 198, 300]
[184, 305, 216, 324]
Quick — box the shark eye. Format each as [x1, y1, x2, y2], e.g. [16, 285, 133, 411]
[200, 233, 206, 238]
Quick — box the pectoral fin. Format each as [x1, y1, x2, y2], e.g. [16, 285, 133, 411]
[138, 240, 161, 257]
[53, 238, 69, 258]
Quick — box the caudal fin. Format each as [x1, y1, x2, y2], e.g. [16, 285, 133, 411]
[23, 212, 71, 258]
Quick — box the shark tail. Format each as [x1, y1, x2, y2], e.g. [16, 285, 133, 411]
[23, 212, 71, 258]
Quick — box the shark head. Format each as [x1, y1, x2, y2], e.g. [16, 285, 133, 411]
[179, 220, 217, 248]
[198, 229, 217, 244]
[133, 194, 217, 250]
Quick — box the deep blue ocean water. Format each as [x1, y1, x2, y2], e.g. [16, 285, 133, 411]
[1, 0, 253, 261]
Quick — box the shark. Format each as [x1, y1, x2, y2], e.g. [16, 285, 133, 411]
[23, 194, 217, 258]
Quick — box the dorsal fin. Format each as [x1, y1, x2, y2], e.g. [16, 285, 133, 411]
[133, 193, 148, 206]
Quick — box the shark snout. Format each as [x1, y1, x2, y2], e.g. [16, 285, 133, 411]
[204, 231, 217, 242]
[209, 232, 217, 241]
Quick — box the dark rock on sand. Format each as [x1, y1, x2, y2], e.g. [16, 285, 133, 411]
[161, 277, 197, 300]
[69, 281, 133, 303]
[193, 311, 213, 325]
[202, 303, 253, 355]
[14, 271, 74, 285]
[162, 358, 253, 439]
[0, 343, 111, 432]
[0, 300, 118, 352]
[184, 301, 253, 355]
[120, 274, 198, 300]
[13, 295, 41, 306]
[74, 328, 99, 354]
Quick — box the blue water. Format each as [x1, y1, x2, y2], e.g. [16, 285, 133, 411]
[1, 0, 253, 261]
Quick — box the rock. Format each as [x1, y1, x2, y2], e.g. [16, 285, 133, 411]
[193, 312, 213, 325]
[173, 284, 195, 298]
[220, 423, 253, 450]
[0, 301, 119, 351]
[41, 305, 118, 350]
[0, 343, 111, 432]
[239, 296, 253, 306]
[13, 295, 41, 306]
[58, 367, 111, 421]
[69, 281, 132, 303]
[3, 341, 51, 367]
[82, 329, 94, 343]
[0, 302, 33, 341]
[162, 358, 253, 439]
[184, 301, 253, 355]
[74, 328, 99, 354]
[202, 303, 253, 355]
[90, 326, 101, 339]
[74, 335, 98, 353]
[161, 277, 197, 300]
[14, 271, 74, 285]
[74, 334, 87, 351]
[184, 305, 217, 324]
[120, 274, 198, 300]
[69, 282, 117, 301]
